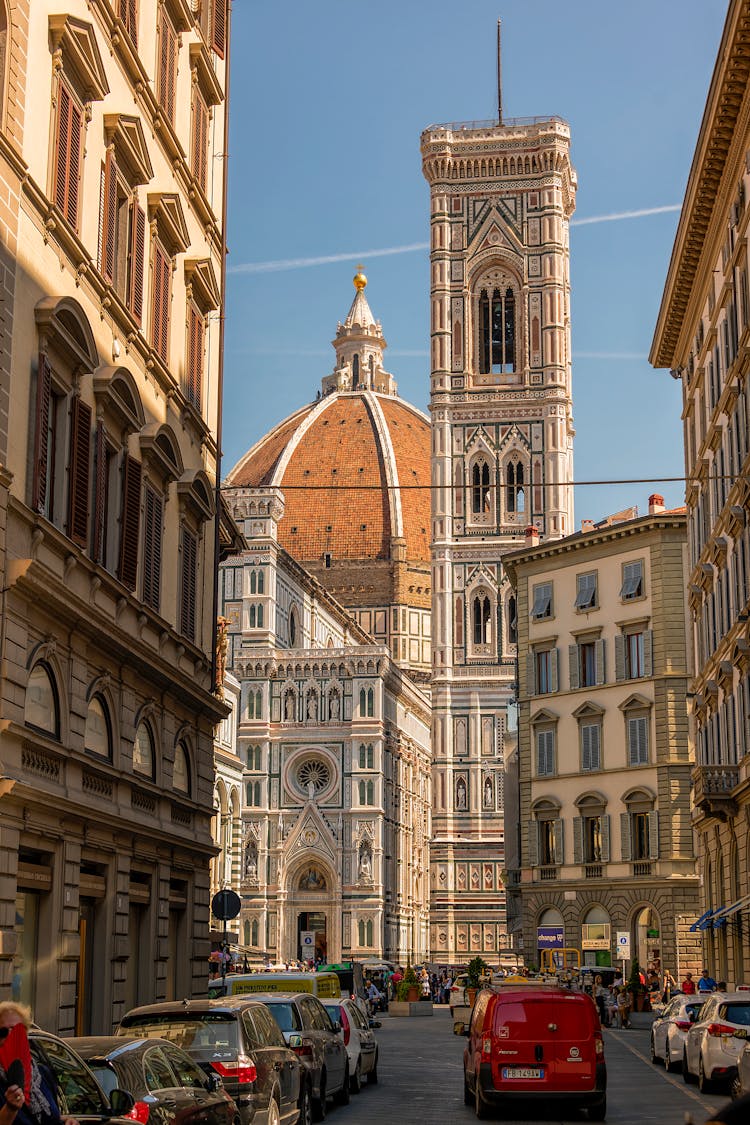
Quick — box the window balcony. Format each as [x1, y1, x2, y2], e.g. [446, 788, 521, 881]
[633, 861, 653, 877]
[538, 865, 559, 881]
[584, 864, 603, 879]
[692, 764, 739, 820]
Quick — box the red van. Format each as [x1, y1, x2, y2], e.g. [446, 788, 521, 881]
[458, 985, 607, 1119]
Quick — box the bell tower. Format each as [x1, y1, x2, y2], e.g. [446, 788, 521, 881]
[421, 94, 577, 961]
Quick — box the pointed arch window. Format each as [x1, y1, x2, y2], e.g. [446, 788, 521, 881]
[133, 720, 155, 779]
[473, 594, 491, 645]
[251, 919, 259, 946]
[471, 460, 491, 514]
[246, 781, 261, 806]
[25, 663, 60, 738]
[173, 741, 191, 794]
[506, 461, 525, 513]
[352, 354, 359, 387]
[508, 595, 517, 646]
[479, 286, 516, 374]
[85, 695, 112, 758]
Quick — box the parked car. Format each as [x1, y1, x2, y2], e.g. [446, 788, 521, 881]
[321, 998, 378, 1093]
[456, 985, 606, 1120]
[28, 1030, 135, 1125]
[117, 999, 301, 1125]
[683, 992, 750, 1092]
[68, 1036, 239, 1125]
[731, 1036, 750, 1099]
[650, 995, 705, 1071]
[449, 974, 469, 1015]
[249, 992, 348, 1122]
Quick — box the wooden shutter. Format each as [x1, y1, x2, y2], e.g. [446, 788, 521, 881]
[648, 810, 660, 859]
[595, 638, 605, 684]
[55, 82, 83, 230]
[158, 12, 177, 122]
[101, 151, 118, 284]
[180, 526, 197, 641]
[553, 819, 564, 865]
[528, 821, 539, 867]
[620, 812, 632, 862]
[67, 396, 92, 547]
[118, 453, 142, 590]
[582, 724, 594, 771]
[192, 89, 208, 191]
[32, 353, 52, 513]
[550, 647, 559, 693]
[615, 634, 626, 681]
[573, 817, 583, 864]
[92, 421, 107, 563]
[118, 0, 138, 45]
[643, 629, 653, 676]
[142, 482, 163, 611]
[128, 202, 146, 324]
[568, 643, 579, 690]
[600, 813, 611, 862]
[152, 242, 171, 360]
[526, 653, 536, 698]
[211, 0, 226, 57]
[187, 302, 204, 408]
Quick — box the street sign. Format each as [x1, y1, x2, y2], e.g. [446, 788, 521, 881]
[212, 889, 241, 921]
[537, 925, 564, 950]
[300, 930, 315, 956]
[616, 931, 631, 959]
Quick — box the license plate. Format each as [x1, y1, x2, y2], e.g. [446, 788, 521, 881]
[501, 1067, 544, 1080]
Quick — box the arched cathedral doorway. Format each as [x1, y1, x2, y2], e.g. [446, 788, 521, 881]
[283, 857, 339, 964]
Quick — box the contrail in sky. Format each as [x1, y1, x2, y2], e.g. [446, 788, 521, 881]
[228, 204, 681, 275]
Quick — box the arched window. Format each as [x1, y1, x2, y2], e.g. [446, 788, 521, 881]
[366, 688, 374, 716]
[508, 596, 517, 646]
[471, 460, 491, 514]
[249, 605, 256, 627]
[506, 461, 525, 513]
[366, 780, 374, 805]
[84, 695, 111, 758]
[257, 570, 264, 594]
[366, 919, 373, 946]
[243, 920, 250, 946]
[133, 721, 155, 779]
[289, 608, 297, 647]
[248, 689, 262, 719]
[358, 919, 365, 946]
[247, 744, 261, 770]
[173, 742, 190, 794]
[352, 354, 360, 387]
[246, 781, 261, 806]
[472, 594, 491, 645]
[251, 919, 259, 946]
[25, 663, 59, 737]
[479, 286, 516, 374]
[250, 570, 256, 593]
[257, 604, 264, 628]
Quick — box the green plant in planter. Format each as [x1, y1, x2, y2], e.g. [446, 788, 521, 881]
[626, 957, 643, 996]
[396, 964, 419, 1001]
[466, 956, 490, 989]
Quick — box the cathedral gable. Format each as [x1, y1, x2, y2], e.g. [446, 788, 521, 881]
[284, 806, 337, 864]
[467, 202, 523, 256]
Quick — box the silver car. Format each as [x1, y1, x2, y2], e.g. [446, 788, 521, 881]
[732, 1037, 750, 1099]
[683, 992, 750, 1092]
[650, 995, 704, 1071]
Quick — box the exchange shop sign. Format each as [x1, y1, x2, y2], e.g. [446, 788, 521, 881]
[537, 925, 564, 950]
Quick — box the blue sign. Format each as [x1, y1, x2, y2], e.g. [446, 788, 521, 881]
[537, 926, 564, 950]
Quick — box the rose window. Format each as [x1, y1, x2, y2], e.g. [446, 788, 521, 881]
[296, 759, 331, 794]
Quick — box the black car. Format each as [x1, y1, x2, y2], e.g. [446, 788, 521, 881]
[68, 1037, 239, 1125]
[28, 1030, 135, 1125]
[117, 1000, 301, 1125]
[250, 993, 348, 1123]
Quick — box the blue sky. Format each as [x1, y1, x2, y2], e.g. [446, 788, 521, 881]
[223, 0, 728, 523]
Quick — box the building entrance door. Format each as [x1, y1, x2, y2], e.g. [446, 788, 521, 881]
[297, 911, 327, 963]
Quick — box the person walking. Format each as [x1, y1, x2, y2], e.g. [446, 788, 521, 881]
[616, 986, 632, 1029]
[662, 967, 677, 1002]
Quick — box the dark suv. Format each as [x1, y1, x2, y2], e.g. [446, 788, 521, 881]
[250, 992, 349, 1122]
[117, 999, 301, 1125]
[29, 1030, 135, 1125]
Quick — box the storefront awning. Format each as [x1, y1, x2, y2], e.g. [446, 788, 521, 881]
[709, 893, 750, 925]
[689, 908, 721, 932]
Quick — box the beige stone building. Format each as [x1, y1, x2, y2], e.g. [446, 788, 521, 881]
[650, 0, 750, 985]
[0, 0, 230, 1031]
[504, 501, 698, 975]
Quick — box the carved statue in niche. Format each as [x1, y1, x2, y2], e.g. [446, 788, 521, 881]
[244, 841, 258, 881]
[484, 775, 494, 808]
[358, 845, 372, 883]
[329, 690, 340, 720]
[306, 690, 317, 720]
[284, 690, 295, 721]
[456, 776, 467, 810]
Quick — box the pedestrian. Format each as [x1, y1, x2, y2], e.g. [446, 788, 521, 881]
[616, 986, 632, 1029]
[661, 967, 677, 1002]
[682, 971, 696, 994]
[0, 1002, 79, 1125]
[593, 974, 607, 1026]
[698, 968, 717, 993]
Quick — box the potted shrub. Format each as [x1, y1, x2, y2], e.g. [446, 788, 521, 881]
[397, 964, 420, 1003]
[466, 956, 490, 1006]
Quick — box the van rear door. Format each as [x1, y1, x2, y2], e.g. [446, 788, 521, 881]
[491, 994, 598, 1092]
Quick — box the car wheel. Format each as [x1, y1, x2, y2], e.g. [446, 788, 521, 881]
[683, 1051, 697, 1085]
[698, 1056, 714, 1094]
[588, 1095, 607, 1121]
[267, 1098, 281, 1125]
[336, 1063, 350, 1105]
[312, 1074, 326, 1122]
[297, 1082, 313, 1125]
[650, 1033, 661, 1066]
[666, 1049, 681, 1074]
[730, 1071, 743, 1100]
[474, 1075, 489, 1120]
[368, 1050, 378, 1085]
[463, 1071, 472, 1106]
[350, 1058, 362, 1094]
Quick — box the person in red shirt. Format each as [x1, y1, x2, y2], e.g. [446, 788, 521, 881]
[681, 972, 696, 994]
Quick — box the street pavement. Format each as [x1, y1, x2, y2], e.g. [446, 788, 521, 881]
[325, 1005, 728, 1124]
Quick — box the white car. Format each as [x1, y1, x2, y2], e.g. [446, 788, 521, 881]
[683, 992, 750, 1092]
[731, 1037, 750, 1099]
[650, 994, 704, 1070]
[323, 997, 379, 1094]
[449, 974, 469, 1015]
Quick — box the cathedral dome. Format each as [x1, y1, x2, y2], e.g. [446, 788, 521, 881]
[225, 275, 431, 567]
[225, 388, 431, 564]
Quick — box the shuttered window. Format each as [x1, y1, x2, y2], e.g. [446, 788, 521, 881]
[118, 454, 142, 590]
[128, 202, 146, 324]
[627, 716, 649, 766]
[581, 722, 601, 772]
[117, 0, 138, 45]
[92, 422, 108, 565]
[151, 240, 171, 361]
[142, 483, 163, 611]
[620, 560, 643, 600]
[211, 0, 226, 57]
[186, 301, 204, 409]
[536, 729, 555, 776]
[157, 10, 178, 123]
[191, 88, 209, 191]
[180, 526, 197, 641]
[67, 396, 92, 547]
[32, 353, 52, 514]
[54, 80, 83, 230]
[101, 151, 118, 285]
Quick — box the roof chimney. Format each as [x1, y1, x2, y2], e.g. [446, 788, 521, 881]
[648, 493, 665, 515]
[580, 519, 594, 533]
[525, 524, 540, 548]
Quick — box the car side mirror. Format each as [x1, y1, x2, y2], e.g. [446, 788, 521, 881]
[330, 1020, 342, 1033]
[369, 1019, 381, 1029]
[453, 1021, 468, 1037]
[109, 1090, 135, 1116]
[288, 1034, 303, 1049]
[205, 1073, 223, 1093]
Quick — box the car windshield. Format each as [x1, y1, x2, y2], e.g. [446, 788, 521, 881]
[87, 1066, 118, 1097]
[323, 1005, 341, 1024]
[31, 1038, 109, 1117]
[119, 1014, 239, 1060]
[721, 1003, 750, 1026]
[265, 1004, 301, 1033]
